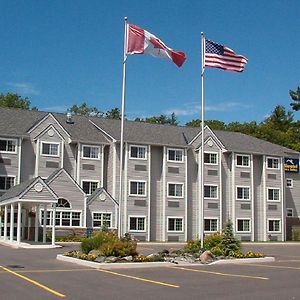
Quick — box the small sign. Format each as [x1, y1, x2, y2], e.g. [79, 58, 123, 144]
[284, 158, 299, 173]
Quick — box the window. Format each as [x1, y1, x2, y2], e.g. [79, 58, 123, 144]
[237, 186, 250, 200]
[41, 142, 59, 156]
[0, 139, 16, 153]
[204, 219, 218, 232]
[40, 211, 51, 226]
[204, 152, 218, 165]
[0, 176, 15, 191]
[130, 145, 146, 159]
[129, 181, 146, 196]
[82, 145, 100, 159]
[56, 198, 71, 208]
[168, 149, 183, 162]
[268, 188, 280, 201]
[41, 210, 82, 227]
[82, 181, 99, 195]
[286, 178, 293, 188]
[268, 219, 281, 232]
[267, 158, 279, 169]
[93, 213, 112, 228]
[168, 218, 183, 232]
[287, 208, 293, 217]
[129, 217, 146, 231]
[237, 219, 251, 232]
[236, 155, 250, 167]
[204, 185, 218, 199]
[168, 183, 183, 198]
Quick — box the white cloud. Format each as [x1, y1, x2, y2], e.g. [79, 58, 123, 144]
[5, 82, 39, 95]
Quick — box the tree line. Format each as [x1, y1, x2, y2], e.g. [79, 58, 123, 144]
[1, 85, 300, 151]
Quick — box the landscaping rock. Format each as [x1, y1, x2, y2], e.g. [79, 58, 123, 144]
[200, 250, 215, 264]
[95, 256, 106, 263]
[88, 250, 101, 256]
[122, 256, 133, 262]
[105, 256, 118, 263]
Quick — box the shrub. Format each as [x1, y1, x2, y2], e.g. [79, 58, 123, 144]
[210, 246, 224, 256]
[99, 241, 138, 257]
[81, 231, 119, 254]
[133, 255, 164, 262]
[204, 232, 223, 250]
[292, 228, 300, 241]
[184, 239, 202, 254]
[219, 219, 241, 256]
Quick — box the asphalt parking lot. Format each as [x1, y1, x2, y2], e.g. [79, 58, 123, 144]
[1, 243, 300, 300]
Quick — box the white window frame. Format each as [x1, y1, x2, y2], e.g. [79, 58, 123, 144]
[267, 218, 281, 233]
[92, 212, 113, 228]
[267, 187, 280, 202]
[167, 148, 184, 163]
[129, 145, 147, 160]
[286, 178, 293, 188]
[129, 180, 147, 197]
[204, 218, 218, 232]
[40, 209, 82, 227]
[266, 157, 280, 170]
[128, 215, 146, 232]
[286, 208, 294, 217]
[167, 217, 184, 232]
[236, 186, 250, 201]
[236, 154, 250, 167]
[167, 182, 184, 198]
[204, 151, 218, 165]
[40, 141, 60, 157]
[236, 218, 251, 233]
[82, 144, 100, 160]
[204, 185, 218, 199]
[0, 138, 17, 154]
[0, 175, 15, 192]
[81, 180, 100, 195]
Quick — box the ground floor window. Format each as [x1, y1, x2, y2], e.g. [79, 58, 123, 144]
[40, 210, 82, 227]
[129, 216, 146, 231]
[236, 219, 251, 232]
[204, 218, 218, 232]
[167, 217, 183, 232]
[93, 212, 112, 228]
[268, 219, 281, 232]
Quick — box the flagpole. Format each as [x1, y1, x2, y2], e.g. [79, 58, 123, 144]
[118, 16, 128, 238]
[200, 32, 205, 248]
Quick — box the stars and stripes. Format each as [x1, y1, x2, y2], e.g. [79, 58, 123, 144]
[204, 39, 248, 72]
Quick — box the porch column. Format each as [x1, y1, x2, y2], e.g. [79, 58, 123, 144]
[21, 208, 26, 240]
[4, 205, 7, 240]
[10, 204, 14, 242]
[51, 205, 56, 245]
[43, 204, 47, 243]
[16, 202, 22, 244]
[35, 204, 40, 242]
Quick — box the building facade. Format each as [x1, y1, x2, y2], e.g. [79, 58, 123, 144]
[0, 107, 299, 242]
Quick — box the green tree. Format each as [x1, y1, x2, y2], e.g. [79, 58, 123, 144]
[105, 108, 121, 120]
[289, 86, 300, 111]
[0, 92, 36, 110]
[135, 113, 178, 125]
[186, 119, 226, 130]
[68, 102, 103, 117]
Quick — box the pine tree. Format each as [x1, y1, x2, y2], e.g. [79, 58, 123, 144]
[220, 219, 241, 256]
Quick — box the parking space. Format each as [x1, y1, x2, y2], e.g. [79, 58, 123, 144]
[1, 243, 300, 299]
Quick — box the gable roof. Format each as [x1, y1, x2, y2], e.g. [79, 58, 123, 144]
[87, 187, 118, 206]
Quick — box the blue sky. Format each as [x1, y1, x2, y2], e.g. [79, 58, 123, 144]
[1, 0, 299, 125]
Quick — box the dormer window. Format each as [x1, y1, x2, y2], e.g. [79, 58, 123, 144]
[0, 139, 17, 153]
[41, 142, 59, 156]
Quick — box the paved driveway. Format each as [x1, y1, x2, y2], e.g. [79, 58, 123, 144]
[1, 243, 300, 299]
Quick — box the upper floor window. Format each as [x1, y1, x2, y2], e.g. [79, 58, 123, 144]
[130, 145, 147, 159]
[129, 181, 146, 196]
[286, 208, 293, 217]
[204, 152, 218, 165]
[236, 155, 250, 167]
[82, 180, 99, 195]
[41, 142, 59, 156]
[237, 186, 250, 200]
[268, 188, 280, 201]
[168, 183, 183, 198]
[82, 145, 100, 159]
[204, 185, 218, 199]
[56, 198, 71, 208]
[167, 217, 183, 232]
[0, 176, 15, 191]
[0, 139, 17, 153]
[267, 157, 279, 169]
[167, 149, 183, 162]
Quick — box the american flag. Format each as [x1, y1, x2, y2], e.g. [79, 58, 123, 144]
[204, 39, 248, 72]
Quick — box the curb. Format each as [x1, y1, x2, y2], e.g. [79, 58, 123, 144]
[209, 256, 275, 265]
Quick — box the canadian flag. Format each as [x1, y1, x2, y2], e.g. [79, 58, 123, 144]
[126, 24, 186, 67]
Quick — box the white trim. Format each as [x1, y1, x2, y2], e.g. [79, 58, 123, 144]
[267, 187, 281, 202]
[128, 215, 147, 232]
[250, 154, 254, 241]
[219, 149, 223, 232]
[263, 155, 267, 241]
[92, 211, 113, 229]
[61, 140, 64, 168]
[40, 141, 60, 157]
[232, 152, 236, 233]
[204, 217, 219, 233]
[236, 218, 251, 233]
[35, 139, 40, 177]
[17, 138, 22, 184]
[33, 124, 66, 142]
[0, 137, 18, 154]
[40, 209, 83, 227]
[124, 143, 128, 234]
[184, 148, 188, 241]
[167, 182, 184, 199]
[128, 180, 147, 197]
[203, 184, 218, 200]
[236, 185, 251, 201]
[167, 148, 184, 163]
[281, 157, 285, 241]
[81, 144, 101, 160]
[101, 145, 104, 187]
[112, 143, 117, 199]
[267, 218, 281, 233]
[83, 196, 87, 228]
[235, 154, 251, 168]
[266, 156, 280, 170]
[129, 144, 147, 160]
[88, 119, 116, 142]
[77, 143, 81, 183]
[204, 151, 218, 165]
[162, 146, 166, 241]
[147, 145, 151, 242]
[167, 216, 184, 233]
